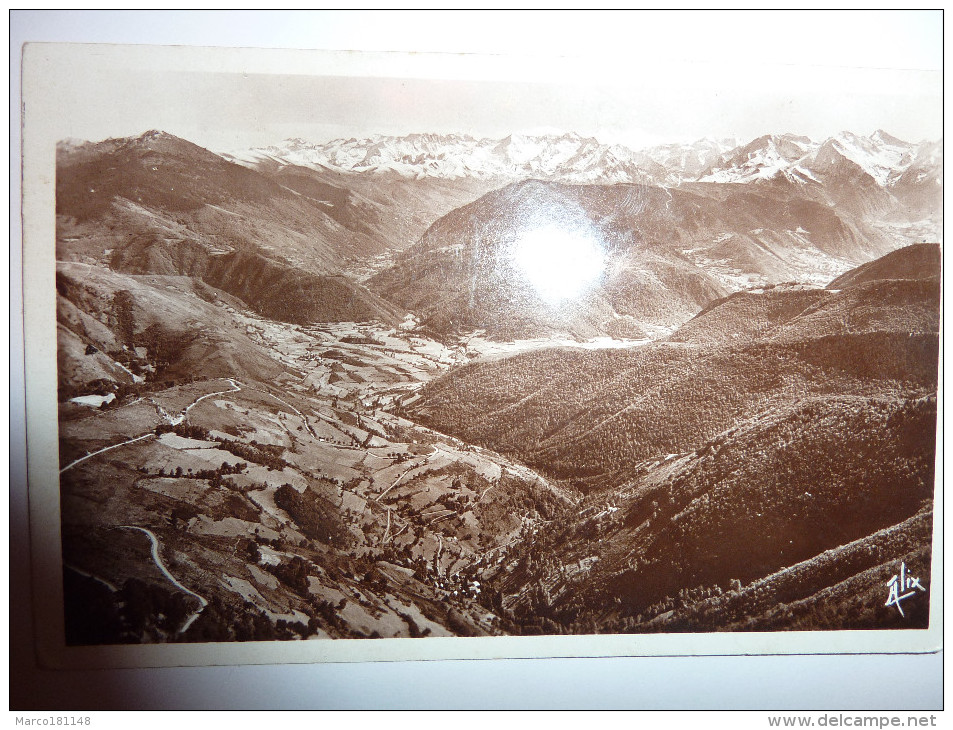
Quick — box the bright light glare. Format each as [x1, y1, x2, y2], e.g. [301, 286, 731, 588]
[511, 225, 606, 305]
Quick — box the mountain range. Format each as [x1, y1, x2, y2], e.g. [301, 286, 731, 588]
[219, 128, 941, 340]
[54, 125, 942, 402]
[225, 129, 940, 198]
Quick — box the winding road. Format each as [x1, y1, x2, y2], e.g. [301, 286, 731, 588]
[376, 447, 439, 502]
[122, 525, 208, 635]
[60, 432, 156, 475]
[177, 378, 243, 423]
[257, 389, 321, 440]
[60, 378, 244, 475]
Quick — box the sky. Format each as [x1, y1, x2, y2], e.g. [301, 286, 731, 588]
[19, 10, 944, 154]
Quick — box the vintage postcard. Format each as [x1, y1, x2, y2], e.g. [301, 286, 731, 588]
[21, 42, 942, 668]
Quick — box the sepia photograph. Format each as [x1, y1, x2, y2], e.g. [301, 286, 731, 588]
[20, 28, 942, 670]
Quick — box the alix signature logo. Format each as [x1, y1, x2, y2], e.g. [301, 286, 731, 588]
[884, 561, 925, 617]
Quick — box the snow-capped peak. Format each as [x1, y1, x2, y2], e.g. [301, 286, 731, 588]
[699, 134, 815, 184]
[698, 131, 930, 188]
[824, 130, 913, 186]
[222, 130, 938, 190]
[225, 131, 656, 184]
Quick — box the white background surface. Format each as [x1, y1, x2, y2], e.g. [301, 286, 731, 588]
[8, 10, 944, 711]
